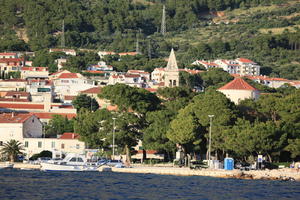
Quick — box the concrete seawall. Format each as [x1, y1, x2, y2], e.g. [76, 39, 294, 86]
[3, 162, 299, 181]
[109, 166, 300, 181]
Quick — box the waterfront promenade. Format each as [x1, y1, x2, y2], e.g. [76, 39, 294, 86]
[2, 162, 299, 181]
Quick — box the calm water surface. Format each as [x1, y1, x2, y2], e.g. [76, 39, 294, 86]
[0, 169, 299, 200]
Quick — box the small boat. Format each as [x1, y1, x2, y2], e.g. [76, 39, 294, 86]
[40, 153, 99, 172]
[0, 162, 14, 169]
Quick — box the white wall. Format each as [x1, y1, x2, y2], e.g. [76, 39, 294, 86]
[218, 89, 260, 104]
[23, 138, 85, 159]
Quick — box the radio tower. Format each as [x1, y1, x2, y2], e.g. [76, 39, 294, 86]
[161, 5, 166, 36]
[148, 39, 151, 59]
[61, 20, 65, 48]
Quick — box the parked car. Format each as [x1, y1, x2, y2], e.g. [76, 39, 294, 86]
[105, 160, 124, 168]
[235, 162, 251, 171]
[190, 160, 208, 169]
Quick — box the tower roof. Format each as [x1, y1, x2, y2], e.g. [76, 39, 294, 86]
[218, 78, 258, 91]
[166, 48, 178, 70]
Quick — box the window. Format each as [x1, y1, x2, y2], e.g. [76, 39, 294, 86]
[32, 119, 34, 123]
[61, 144, 65, 149]
[25, 141, 28, 147]
[0, 141, 3, 146]
[38, 141, 42, 148]
[76, 144, 80, 149]
[51, 142, 55, 148]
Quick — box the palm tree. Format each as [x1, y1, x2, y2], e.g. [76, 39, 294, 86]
[1, 140, 24, 162]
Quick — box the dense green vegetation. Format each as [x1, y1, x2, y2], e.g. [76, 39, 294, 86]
[1, 0, 300, 79]
[56, 81, 299, 163]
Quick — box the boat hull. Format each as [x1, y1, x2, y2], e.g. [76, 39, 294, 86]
[40, 162, 98, 172]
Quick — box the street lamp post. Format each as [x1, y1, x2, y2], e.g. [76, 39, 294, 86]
[208, 115, 214, 168]
[112, 117, 116, 159]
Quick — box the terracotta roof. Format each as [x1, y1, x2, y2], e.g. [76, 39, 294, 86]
[5, 91, 30, 97]
[237, 58, 256, 64]
[81, 87, 102, 94]
[0, 98, 30, 102]
[0, 113, 34, 123]
[0, 58, 23, 63]
[21, 67, 48, 71]
[0, 53, 17, 56]
[145, 88, 157, 93]
[32, 112, 76, 120]
[137, 150, 158, 154]
[218, 78, 258, 91]
[59, 132, 80, 139]
[57, 73, 79, 79]
[0, 103, 44, 109]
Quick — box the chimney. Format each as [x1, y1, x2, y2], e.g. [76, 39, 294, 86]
[11, 112, 15, 118]
[72, 133, 75, 139]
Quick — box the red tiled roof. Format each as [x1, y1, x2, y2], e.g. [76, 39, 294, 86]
[81, 87, 102, 94]
[21, 67, 48, 71]
[32, 112, 76, 120]
[237, 58, 255, 64]
[137, 150, 158, 154]
[58, 73, 79, 79]
[0, 98, 30, 102]
[0, 53, 17, 56]
[145, 88, 157, 93]
[0, 103, 44, 109]
[5, 91, 30, 97]
[0, 113, 34, 123]
[59, 132, 80, 139]
[0, 58, 23, 63]
[218, 78, 258, 91]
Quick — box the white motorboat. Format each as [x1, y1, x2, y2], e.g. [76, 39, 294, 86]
[0, 162, 14, 169]
[40, 153, 99, 172]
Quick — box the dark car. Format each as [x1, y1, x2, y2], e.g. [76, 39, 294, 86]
[190, 160, 208, 169]
[262, 161, 278, 170]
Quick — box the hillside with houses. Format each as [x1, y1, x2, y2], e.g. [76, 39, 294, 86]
[0, 46, 299, 165]
[0, 0, 300, 165]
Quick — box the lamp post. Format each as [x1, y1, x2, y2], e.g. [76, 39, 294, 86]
[112, 117, 116, 159]
[208, 115, 214, 168]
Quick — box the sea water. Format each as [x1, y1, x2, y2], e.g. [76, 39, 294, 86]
[0, 169, 299, 200]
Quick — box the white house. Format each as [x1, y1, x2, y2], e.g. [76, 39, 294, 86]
[23, 132, 85, 159]
[0, 113, 42, 146]
[21, 67, 49, 79]
[0, 52, 18, 59]
[53, 72, 95, 98]
[108, 73, 146, 87]
[235, 58, 260, 76]
[218, 78, 260, 104]
[49, 48, 76, 56]
[0, 79, 27, 91]
[192, 60, 220, 69]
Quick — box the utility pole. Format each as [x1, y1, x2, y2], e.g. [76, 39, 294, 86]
[208, 115, 214, 168]
[61, 19, 65, 48]
[112, 117, 116, 159]
[161, 5, 166, 36]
